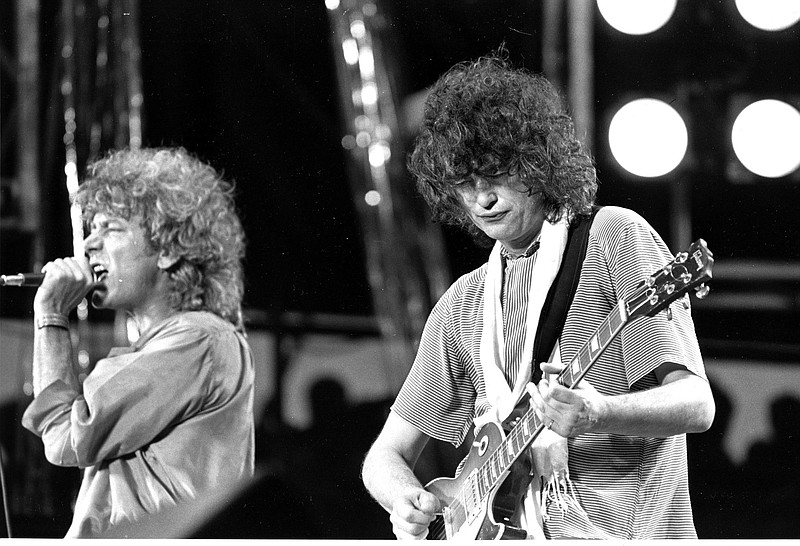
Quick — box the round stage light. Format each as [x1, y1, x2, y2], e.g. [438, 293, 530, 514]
[732, 99, 800, 178]
[608, 98, 688, 178]
[597, 0, 677, 35]
[735, 0, 800, 31]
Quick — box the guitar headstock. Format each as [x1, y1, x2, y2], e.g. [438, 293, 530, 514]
[628, 239, 714, 319]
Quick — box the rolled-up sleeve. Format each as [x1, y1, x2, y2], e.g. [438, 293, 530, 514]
[22, 323, 221, 468]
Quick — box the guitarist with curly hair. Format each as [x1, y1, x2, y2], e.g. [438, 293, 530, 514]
[361, 50, 715, 540]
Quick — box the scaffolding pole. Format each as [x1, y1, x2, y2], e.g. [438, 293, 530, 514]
[15, 0, 42, 270]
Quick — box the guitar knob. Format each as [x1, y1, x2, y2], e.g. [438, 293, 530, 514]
[695, 284, 710, 299]
[682, 294, 691, 309]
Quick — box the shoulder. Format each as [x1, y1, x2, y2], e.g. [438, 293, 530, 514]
[142, 312, 239, 348]
[588, 206, 667, 254]
[179, 311, 235, 331]
[420, 263, 487, 339]
[434, 263, 487, 312]
[169, 311, 235, 335]
[590, 206, 654, 238]
[153, 312, 251, 375]
[583, 206, 675, 295]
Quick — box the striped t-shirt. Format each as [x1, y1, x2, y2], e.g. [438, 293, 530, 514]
[392, 206, 707, 539]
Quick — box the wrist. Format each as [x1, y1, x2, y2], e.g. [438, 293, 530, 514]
[588, 395, 610, 433]
[35, 313, 70, 330]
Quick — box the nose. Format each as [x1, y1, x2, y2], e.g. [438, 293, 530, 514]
[472, 177, 497, 209]
[83, 230, 101, 254]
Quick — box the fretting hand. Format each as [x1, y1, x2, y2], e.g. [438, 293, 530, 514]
[527, 361, 605, 438]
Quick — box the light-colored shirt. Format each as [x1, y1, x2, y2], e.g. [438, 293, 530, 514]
[392, 206, 706, 539]
[22, 311, 255, 538]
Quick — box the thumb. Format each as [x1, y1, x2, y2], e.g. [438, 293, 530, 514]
[540, 361, 564, 375]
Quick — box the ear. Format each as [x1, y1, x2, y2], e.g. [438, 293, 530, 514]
[157, 252, 180, 271]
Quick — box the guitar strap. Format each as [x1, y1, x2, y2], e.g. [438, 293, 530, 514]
[531, 206, 601, 384]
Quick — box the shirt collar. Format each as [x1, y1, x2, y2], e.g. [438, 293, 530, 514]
[500, 237, 541, 260]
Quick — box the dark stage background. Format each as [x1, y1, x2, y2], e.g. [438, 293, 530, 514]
[1, 0, 799, 539]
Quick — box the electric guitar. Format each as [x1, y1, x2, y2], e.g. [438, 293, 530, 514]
[424, 239, 714, 540]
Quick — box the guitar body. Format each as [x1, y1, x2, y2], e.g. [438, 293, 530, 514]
[425, 420, 532, 540]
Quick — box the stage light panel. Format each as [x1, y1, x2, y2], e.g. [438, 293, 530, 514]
[735, 0, 800, 31]
[731, 99, 800, 178]
[596, 0, 677, 35]
[608, 98, 688, 178]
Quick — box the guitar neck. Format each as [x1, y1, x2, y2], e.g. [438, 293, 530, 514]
[556, 297, 629, 389]
[487, 300, 630, 485]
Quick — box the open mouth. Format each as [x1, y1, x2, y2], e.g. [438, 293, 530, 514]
[92, 264, 109, 284]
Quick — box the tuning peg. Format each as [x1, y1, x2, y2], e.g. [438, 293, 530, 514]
[695, 284, 710, 299]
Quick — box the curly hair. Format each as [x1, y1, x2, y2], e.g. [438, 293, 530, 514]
[75, 147, 247, 330]
[407, 50, 597, 243]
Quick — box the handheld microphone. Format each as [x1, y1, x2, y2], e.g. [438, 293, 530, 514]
[0, 273, 46, 287]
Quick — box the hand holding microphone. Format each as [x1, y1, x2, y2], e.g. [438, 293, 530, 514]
[2, 260, 96, 324]
[30, 257, 98, 317]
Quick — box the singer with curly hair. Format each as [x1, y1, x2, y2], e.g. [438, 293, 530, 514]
[22, 147, 255, 538]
